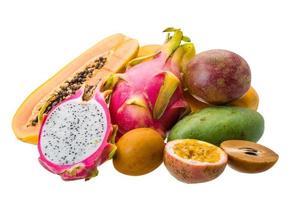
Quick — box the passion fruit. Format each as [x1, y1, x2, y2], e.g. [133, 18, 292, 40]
[185, 49, 251, 104]
[113, 128, 165, 176]
[221, 140, 279, 173]
[164, 139, 227, 183]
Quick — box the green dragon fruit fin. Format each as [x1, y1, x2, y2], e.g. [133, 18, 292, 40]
[109, 125, 118, 144]
[182, 35, 191, 42]
[125, 96, 148, 109]
[180, 43, 196, 74]
[165, 32, 171, 43]
[153, 72, 180, 119]
[170, 42, 195, 73]
[126, 51, 160, 69]
[108, 144, 117, 160]
[62, 163, 85, 177]
[85, 168, 99, 181]
[161, 28, 183, 57]
[102, 74, 121, 91]
[171, 45, 185, 66]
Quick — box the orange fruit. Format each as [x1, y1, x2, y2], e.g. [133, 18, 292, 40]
[229, 86, 259, 110]
[113, 128, 164, 176]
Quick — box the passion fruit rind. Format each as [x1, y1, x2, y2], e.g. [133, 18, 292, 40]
[164, 139, 227, 183]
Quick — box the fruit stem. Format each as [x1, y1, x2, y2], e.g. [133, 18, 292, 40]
[179, 43, 196, 74]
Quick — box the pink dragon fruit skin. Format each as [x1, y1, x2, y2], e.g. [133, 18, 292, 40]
[109, 28, 194, 138]
[38, 88, 116, 181]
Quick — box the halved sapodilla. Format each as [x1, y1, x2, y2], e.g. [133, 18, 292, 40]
[12, 34, 139, 144]
[164, 139, 227, 183]
[221, 140, 279, 173]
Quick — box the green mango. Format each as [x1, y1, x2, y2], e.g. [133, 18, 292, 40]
[168, 106, 264, 146]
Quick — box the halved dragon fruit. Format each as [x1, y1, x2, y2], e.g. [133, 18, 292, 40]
[38, 86, 116, 181]
[106, 28, 195, 138]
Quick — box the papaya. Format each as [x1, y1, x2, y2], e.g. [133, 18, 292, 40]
[12, 34, 139, 144]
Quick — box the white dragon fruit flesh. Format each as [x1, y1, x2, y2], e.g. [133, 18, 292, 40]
[38, 88, 116, 181]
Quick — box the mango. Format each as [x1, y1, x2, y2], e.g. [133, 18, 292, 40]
[229, 86, 259, 110]
[184, 86, 259, 113]
[168, 106, 264, 146]
[113, 128, 164, 176]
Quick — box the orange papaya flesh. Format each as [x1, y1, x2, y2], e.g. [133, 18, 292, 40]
[90, 38, 141, 86]
[12, 34, 139, 144]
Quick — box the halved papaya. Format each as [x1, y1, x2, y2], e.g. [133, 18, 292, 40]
[12, 34, 139, 144]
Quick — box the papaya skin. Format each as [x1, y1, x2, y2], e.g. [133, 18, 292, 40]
[12, 34, 139, 144]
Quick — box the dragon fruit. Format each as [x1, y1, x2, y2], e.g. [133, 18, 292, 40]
[107, 28, 195, 138]
[38, 84, 117, 181]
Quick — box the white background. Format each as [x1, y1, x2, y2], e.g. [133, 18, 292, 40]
[0, 0, 299, 199]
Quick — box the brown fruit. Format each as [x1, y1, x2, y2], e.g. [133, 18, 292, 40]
[113, 128, 165, 176]
[221, 140, 279, 173]
[164, 139, 227, 183]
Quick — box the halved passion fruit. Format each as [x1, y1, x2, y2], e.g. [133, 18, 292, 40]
[164, 139, 227, 183]
[221, 140, 279, 173]
[12, 34, 139, 144]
